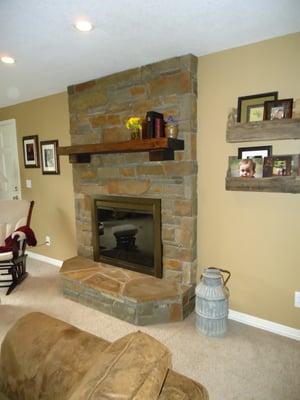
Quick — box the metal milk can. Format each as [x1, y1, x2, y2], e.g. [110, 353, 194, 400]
[195, 267, 231, 337]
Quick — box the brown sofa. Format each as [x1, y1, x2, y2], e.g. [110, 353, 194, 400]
[0, 312, 208, 399]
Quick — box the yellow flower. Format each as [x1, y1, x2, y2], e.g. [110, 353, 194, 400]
[126, 117, 141, 130]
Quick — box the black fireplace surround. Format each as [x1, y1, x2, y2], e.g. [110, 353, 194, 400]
[91, 195, 162, 278]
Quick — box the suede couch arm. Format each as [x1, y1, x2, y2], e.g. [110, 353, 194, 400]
[0, 312, 208, 400]
[0, 312, 110, 400]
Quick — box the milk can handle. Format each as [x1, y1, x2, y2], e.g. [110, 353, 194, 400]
[201, 267, 231, 286]
[219, 268, 231, 286]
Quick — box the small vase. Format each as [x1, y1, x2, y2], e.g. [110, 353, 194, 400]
[165, 123, 178, 139]
[131, 128, 141, 140]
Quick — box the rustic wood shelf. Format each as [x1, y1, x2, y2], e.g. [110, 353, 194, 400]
[226, 118, 300, 143]
[226, 176, 300, 194]
[58, 138, 184, 163]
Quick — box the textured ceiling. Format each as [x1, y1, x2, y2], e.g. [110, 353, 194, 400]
[0, 0, 300, 108]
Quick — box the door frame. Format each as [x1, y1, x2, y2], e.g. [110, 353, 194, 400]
[0, 118, 22, 199]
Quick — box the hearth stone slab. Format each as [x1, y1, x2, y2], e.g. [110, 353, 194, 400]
[60, 256, 195, 326]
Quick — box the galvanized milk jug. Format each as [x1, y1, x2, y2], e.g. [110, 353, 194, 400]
[195, 267, 231, 337]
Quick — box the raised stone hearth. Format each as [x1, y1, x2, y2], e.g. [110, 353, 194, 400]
[61, 256, 195, 325]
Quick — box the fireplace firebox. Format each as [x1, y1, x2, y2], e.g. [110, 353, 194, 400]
[92, 196, 162, 278]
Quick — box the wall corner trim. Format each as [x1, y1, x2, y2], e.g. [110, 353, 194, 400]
[229, 309, 300, 341]
[26, 251, 63, 267]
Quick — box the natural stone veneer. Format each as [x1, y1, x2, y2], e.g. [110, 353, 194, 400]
[68, 54, 197, 286]
[61, 257, 195, 326]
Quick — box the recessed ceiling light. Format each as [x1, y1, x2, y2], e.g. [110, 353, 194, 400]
[74, 20, 94, 32]
[1, 56, 15, 64]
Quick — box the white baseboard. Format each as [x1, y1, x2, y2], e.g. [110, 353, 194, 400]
[26, 251, 63, 267]
[229, 309, 300, 341]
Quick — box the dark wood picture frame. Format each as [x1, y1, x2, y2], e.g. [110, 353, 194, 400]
[40, 140, 60, 175]
[22, 135, 40, 168]
[238, 145, 272, 160]
[237, 91, 278, 123]
[263, 98, 293, 120]
[272, 156, 292, 176]
[263, 155, 292, 177]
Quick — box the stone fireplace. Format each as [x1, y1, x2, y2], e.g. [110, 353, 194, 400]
[68, 54, 198, 286]
[61, 54, 198, 324]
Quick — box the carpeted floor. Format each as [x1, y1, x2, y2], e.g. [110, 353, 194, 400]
[0, 258, 299, 400]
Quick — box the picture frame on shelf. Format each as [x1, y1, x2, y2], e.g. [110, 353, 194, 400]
[238, 145, 272, 160]
[273, 156, 292, 176]
[263, 156, 292, 177]
[246, 104, 265, 122]
[237, 91, 278, 123]
[40, 140, 60, 175]
[292, 154, 300, 176]
[228, 156, 263, 178]
[228, 157, 240, 178]
[262, 157, 273, 177]
[22, 135, 40, 168]
[263, 98, 293, 120]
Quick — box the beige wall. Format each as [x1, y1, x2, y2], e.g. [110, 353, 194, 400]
[198, 32, 300, 329]
[0, 92, 77, 260]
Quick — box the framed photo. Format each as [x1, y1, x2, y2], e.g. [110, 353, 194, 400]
[40, 140, 60, 175]
[237, 91, 278, 123]
[273, 156, 292, 176]
[246, 104, 265, 122]
[292, 155, 300, 176]
[263, 156, 292, 177]
[22, 135, 39, 168]
[238, 145, 272, 160]
[228, 156, 263, 178]
[263, 98, 293, 120]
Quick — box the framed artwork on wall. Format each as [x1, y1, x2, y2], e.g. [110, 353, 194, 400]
[22, 135, 40, 168]
[228, 156, 263, 178]
[263, 156, 292, 177]
[237, 91, 278, 123]
[238, 145, 272, 160]
[263, 98, 293, 120]
[40, 140, 60, 175]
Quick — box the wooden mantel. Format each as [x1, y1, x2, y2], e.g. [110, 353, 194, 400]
[58, 138, 184, 163]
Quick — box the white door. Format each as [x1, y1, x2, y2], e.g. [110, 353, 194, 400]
[0, 119, 22, 200]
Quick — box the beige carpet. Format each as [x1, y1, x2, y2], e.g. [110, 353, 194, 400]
[0, 258, 299, 400]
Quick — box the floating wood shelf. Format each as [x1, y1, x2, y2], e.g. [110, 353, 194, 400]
[58, 138, 184, 163]
[226, 176, 300, 194]
[226, 118, 300, 143]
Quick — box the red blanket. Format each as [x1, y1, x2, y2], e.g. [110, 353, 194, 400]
[0, 226, 37, 253]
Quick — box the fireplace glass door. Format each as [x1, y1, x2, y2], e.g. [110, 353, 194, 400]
[92, 196, 162, 278]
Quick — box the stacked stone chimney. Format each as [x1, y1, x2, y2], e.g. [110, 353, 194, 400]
[68, 54, 198, 285]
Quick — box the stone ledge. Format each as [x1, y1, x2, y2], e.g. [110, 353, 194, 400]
[60, 256, 195, 325]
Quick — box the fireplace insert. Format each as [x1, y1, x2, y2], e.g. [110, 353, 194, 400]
[92, 196, 162, 278]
